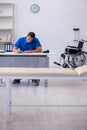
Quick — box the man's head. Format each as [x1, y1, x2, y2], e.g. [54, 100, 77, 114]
[26, 32, 35, 43]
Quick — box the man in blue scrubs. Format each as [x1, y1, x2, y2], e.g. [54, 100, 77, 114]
[12, 32, 42, 85]
[13, 32, 42, 53]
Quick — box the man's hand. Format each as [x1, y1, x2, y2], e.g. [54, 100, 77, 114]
[12, 46, 22, 53]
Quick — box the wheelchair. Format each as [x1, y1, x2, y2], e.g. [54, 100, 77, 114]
[54, 40, 87, 68]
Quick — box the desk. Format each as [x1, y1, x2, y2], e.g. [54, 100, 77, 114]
[0, 52, 55, 68]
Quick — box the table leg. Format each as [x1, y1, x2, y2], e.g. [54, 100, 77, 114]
[6, 79, 11, 122]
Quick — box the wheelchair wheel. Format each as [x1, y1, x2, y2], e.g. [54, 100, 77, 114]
[62, 63, 69, 68]
[72, 52, 86, 67]
[68, 52, 86, 68]
[68, 55, 75, 68]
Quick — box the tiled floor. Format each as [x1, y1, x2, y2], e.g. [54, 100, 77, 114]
[0, 79, 87, 130]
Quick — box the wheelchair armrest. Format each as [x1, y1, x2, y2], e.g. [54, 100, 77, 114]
[66, 47, 79, 51]
[67, 46, 77, 48]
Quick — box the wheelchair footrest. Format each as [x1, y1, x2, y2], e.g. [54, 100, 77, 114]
[54, 62, 61, 66]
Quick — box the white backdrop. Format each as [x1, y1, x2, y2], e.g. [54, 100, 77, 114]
[0, 0, 87, 66]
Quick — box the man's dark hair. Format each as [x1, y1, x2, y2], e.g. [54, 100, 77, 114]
[27, 32, 35, 38]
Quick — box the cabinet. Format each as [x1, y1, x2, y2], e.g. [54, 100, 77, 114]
[0, 3, 14, 50]
[0, 54, 49, 68]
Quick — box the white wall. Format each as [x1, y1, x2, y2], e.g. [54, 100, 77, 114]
[1, 0, 87, 66]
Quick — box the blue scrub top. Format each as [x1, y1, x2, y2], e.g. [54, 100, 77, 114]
[14, 37, 42, 51]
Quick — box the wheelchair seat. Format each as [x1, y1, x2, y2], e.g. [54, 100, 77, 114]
[65, 41, 84, 54]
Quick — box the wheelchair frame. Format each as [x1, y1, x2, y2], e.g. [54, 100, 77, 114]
[54, 39, 87, 68]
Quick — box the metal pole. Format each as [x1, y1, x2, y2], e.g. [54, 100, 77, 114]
[6, 78, 12, 122]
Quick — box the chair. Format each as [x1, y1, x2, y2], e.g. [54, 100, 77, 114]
[54, 40, 86, 68]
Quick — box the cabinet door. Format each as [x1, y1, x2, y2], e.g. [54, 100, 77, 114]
[0, 57, 11, 67]
[14, 56, 49, 68]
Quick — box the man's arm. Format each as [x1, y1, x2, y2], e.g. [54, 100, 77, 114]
[12, 37, 22, 53]
[24, 46, 42, 53]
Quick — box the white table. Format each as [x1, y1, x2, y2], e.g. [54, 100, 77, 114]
[0, 66, 87, 122]
[0, 67, 76, 122]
